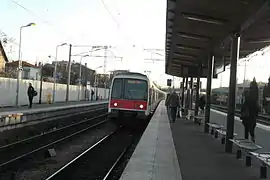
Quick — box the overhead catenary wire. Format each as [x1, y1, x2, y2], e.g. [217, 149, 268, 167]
[10, 0, 75, 43]
[99, 0, 140, 49]
[100, 0, 120, 29]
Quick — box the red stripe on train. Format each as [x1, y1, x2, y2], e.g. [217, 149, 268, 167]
[110, 99, 147, 110]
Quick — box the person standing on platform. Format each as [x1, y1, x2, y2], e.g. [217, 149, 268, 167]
[27, 83, 37, 108]
[91, 90, 94, 101]
[198, 95, 206, 115]
[240, 89, 259, 142]
[165, 93, 170, 107]
[165, 92, 171, 120]
[166, 90, 180, 123]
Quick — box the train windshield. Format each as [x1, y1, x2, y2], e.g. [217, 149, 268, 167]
[111, 78, 123, 99]
[124, 79, 148, 100]
[111, 78, 148, 100]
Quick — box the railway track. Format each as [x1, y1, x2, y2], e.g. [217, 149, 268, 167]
[0, 104, 107, 146]
[0, 112, 109, 178]
[211, 104, 270, 125]
[45, 129, 141, 180]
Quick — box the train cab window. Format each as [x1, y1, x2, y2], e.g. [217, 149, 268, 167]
[111, 79, 123, 99]
[124, 79, 148, 100]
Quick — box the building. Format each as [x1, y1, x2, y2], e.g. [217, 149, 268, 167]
[5, 61, 41, 80]
[53, 61, 95, 85]
[0, 40, 8, 73]
[95, 73, 110, 88]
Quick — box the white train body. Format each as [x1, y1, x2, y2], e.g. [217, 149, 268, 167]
[108, 72, 165, 120]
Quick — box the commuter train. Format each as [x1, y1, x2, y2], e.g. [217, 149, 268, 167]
[108, 72, 166, 125]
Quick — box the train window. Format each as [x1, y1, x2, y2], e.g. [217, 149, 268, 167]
[124, 79, 148, 100]
[111, 79, 123, 99]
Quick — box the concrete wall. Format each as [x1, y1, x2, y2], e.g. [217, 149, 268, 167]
[0, 77, 109, 107]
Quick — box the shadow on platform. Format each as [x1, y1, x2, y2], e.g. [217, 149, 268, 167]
[171, 118, 262, 180]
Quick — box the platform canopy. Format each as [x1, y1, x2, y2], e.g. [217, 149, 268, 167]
[166, 0, 270, 78]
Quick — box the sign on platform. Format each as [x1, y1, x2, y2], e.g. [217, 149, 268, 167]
[167, 79, 172, 87]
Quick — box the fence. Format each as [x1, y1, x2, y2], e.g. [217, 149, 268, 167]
[0, 77, 109, 107]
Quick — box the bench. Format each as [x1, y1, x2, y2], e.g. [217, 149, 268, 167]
[229, 139, 262, 167]
[187, 109, 195, 120]
[215, 129, 237, 144]
[250, 152, 270, 179]
[207, 123, 224, 135]
[194, 115, 204, 126]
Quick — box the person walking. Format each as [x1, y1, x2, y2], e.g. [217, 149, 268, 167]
[91, 89, 94, 101]
[165, 92, 171, 120]
[240, 90, 259, 142]
[27, 83, 36, 108]
[166, 90, 180, 123]
[198, 95, 206, 115]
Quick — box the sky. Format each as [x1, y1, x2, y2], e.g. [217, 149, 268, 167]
[1, 0, 270, 89]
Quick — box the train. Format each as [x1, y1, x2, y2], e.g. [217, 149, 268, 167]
[108, 72, 166, 126]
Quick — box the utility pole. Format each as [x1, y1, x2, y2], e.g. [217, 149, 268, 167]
[39, 62, 43, 104]
[103, 46, 108, 99]
[66, 44, 72, 103]
[104, 46, 108, 74]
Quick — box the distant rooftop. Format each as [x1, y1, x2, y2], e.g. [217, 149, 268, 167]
[6, 60, 38, 68]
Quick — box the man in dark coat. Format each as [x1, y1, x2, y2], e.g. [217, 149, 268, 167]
[241, 90, 259, 142]
[27, 83, 36, 108]
[198, 95, 206, 114]
[91, 90, 94, 101]
[166, 91, 180, 123]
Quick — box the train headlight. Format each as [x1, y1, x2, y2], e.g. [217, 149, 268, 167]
[139, 104, 144, 109]
[114, 102, 118, 107]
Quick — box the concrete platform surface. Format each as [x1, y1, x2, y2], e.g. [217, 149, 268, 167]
[0, 100, 107, 116]
[119, 100, 182, 180]
[171, 118, 262, 180]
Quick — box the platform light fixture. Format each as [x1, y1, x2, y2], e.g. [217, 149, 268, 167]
[182, 12, 226, 25]
[172, 63, 181, 68]
[52, 42, 69, 103]
[15, 22, 36, 107]
[24, 22, 36, 27]
[172, 57, 194, 62]
[174, 52, 196, 59]
[178, 32, 211, 41]
[246, 38, 270, 44]
[176, 44, 203, 51]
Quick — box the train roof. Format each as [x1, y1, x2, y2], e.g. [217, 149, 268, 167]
[113, 72, 148, 80]
[114, 72, 147, 77]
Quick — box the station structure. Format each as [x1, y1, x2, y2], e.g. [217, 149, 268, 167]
[165, 0, 270, 152]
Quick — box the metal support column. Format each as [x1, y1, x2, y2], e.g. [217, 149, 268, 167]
[204, 55, 214, 133]
[185, 77, 188, 110]
[190, 78, 194, 109]
[195, 65, 201, 116]
[225, 34, 240, 153]
[181, 77, 185, 108]
[66, 44, 72, 103]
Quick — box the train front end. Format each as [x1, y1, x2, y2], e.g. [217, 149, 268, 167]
[108, 76, 150, 124]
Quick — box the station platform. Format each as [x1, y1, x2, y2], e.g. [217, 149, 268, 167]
[0, 100, 108, 132]
[0, 100, 106, 113]
[120, 100, 182, 179]
[120, 101, 266, 180]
